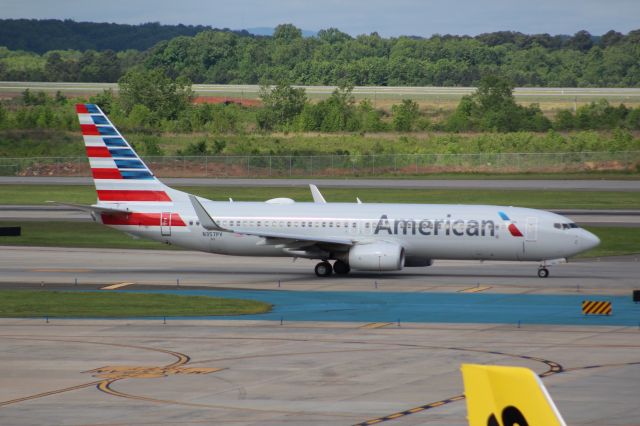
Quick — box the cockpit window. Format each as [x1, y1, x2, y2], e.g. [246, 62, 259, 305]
[554, 222, 580, 230]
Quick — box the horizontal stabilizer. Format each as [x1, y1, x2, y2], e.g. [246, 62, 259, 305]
[46, 201, 132, 216]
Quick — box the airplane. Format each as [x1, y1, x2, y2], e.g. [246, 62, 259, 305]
[461, 363, 567, 425]
[63, 103, 600, 278]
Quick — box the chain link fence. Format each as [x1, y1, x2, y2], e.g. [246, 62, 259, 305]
[1, 151, 638, 178]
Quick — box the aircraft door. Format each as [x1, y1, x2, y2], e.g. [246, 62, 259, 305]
[525, 217, 538, 242]
[160, 212, 172, 236]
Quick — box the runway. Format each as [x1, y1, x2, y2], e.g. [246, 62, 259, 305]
[3, 81, 640, 99]
[1, 246, 640, 425]
[2, 176, 640, 190]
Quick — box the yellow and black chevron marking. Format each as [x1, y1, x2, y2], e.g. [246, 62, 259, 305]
[354, 395, 466, 425]
[582, 300, 612, 316]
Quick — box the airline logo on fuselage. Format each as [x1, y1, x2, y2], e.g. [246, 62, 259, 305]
[374, 214, 496, 237]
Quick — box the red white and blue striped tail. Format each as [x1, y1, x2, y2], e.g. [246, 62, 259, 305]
[76, 103, 172, 204]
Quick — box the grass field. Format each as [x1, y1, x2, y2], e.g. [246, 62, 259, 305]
[0, 221, 176, 249]
[0, 221, 637, 258]
[1, 184, 639, 209]
[0, 290, 271, 317]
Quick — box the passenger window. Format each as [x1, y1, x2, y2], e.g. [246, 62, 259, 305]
[322, 222, 326, 227]
[287, 221, 291, 227]
[302, 222, 306, 227]
[365, 222, 370, 229]
[308, 222, 312, 227]
[329, 222, 333, 227]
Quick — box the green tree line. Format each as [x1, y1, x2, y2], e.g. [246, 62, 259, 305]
[1, 23, 639, 87]
[0, 19, 246, 54]
[1, 73, 639, 140]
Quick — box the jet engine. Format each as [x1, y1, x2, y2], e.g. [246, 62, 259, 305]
[348, 242, 405, 271]
[404, 257, 433, 267]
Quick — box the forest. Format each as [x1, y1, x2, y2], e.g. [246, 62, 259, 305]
[0, 21, 639, 87]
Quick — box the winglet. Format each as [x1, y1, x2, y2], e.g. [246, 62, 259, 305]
[461, 364, 566, 426]
[309, 184, 326, 203]
[188, 195, 230, 232]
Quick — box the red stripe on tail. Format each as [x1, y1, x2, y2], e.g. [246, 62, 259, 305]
[76, 104, 89, 113]
[92, 168, 122, 179]
[97, 190, 171, 202]
[86, 146, 111, 158]
[81, 124, 100, 135]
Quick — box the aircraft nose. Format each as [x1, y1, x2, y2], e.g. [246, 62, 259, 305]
[580, 230, 600, 251]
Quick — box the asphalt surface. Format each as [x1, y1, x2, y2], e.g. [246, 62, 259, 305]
[1, 246, 640, 425]
[2, 246, 639, 293]
[2, 176, 640, 190]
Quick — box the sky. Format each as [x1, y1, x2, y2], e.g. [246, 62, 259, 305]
[2, 0, 639, 37]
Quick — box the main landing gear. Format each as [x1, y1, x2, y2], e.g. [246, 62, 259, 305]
[314, 260, 351, 277]
[333, 260, 351, 275]
[537, 267, 549, 278]
[314, 261, 332, 277]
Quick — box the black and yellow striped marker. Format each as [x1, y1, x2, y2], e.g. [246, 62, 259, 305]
[582, 300, 612, 316]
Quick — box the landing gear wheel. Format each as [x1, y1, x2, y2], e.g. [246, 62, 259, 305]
[333, 260, 351, 275]
[537, 268, 549, 278]
[314, 261, 333, 277]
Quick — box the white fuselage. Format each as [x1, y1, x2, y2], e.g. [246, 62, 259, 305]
[99, 189, 600, 264]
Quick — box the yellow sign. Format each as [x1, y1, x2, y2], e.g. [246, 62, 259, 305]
[461, 364, 565, 426]
[582, 300, 612, 315]
[85, 365, 221, 379]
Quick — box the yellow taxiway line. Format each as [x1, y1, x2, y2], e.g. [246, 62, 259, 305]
[100, 282, 135, 290]
[458, 285, 492, 293]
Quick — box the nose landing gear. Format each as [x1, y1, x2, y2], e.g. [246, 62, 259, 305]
[537, 267, 549, 278]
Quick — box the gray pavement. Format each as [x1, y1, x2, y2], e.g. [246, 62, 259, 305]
[1, 246, 640, 425]
[1, 176, 640, 190]
[1, 246, 639, 294]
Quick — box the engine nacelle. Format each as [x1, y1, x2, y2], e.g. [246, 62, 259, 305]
[404, 256, 433, 267]
[348, 242, 405, 271]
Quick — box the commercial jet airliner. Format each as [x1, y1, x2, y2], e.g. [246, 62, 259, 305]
[62, 104, 600, 278]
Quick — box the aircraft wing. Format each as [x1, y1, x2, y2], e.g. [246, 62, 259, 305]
[189, 195, 354, 249]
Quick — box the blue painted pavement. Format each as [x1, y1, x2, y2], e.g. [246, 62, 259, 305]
[118, 289, 640, 326]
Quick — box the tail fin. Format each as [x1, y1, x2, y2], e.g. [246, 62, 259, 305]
[461, 364, 566, 426]
[76, 103, 172, 204]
